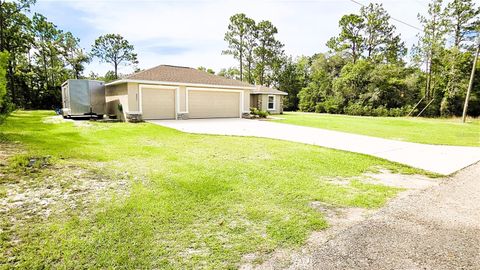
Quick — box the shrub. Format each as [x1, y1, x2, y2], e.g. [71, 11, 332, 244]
[343, 103, 412, 117]
[250, 108, 269, 118]
[344, 103, 366, 116]
[317, 96, 343, 114]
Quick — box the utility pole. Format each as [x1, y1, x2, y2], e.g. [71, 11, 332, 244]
[462, 37, 480, 123]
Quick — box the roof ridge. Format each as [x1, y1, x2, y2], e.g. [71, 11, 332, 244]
[124, 64, 164, 79]
[160, 64, 194, 69]
[193, 67, 255, 87]
[119, 64, 258, 88]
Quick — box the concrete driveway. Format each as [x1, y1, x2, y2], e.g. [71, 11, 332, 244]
[149, 118, 480, 175]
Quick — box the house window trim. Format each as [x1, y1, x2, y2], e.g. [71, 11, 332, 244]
[267, 95, 275, 110]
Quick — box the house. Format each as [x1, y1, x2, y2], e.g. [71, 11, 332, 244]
[105, 65, 287, 121]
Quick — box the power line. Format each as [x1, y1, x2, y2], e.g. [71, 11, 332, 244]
[348, 0, 424, 32]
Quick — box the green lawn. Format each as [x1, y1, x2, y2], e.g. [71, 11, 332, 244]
[0, 111, 425, 269]
[278, 112, 480, 146]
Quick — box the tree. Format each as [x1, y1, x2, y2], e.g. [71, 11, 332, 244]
[413, 0, 449, 102]
[91, 34, 138, 79]
[327, 4, 405, 64]
[446, 0, 479, 48]
[32, 13, 65, 90]
[274, 56, 306, 110]
[0, 0, 34, 105]
[360, 3, 406, 63]
[0, 0, 35, 51]
[103, 71, 117, 83]
[197, 66, 215, 74]
[298, 55, 332, 112]
[60, 32, 90, 79]
[0, 51, 8, 113]
[254, 20, 284, 85]
[327, 14, 365, 63]
[223, 13, 256, 82]
[298, 53, 347, 112]
[243, 21, 258, 84]
[217, 67, 240, 80]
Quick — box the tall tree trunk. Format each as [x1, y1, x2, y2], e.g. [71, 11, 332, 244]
[425, 56, 433, 100]
[260, 56, 265, 86]
[42, 52, 48, 89]
[247, 59, 252, 84]
[8, 59, 15, 104]
[50, 51, 55, 86]
[239, 52, 243, 82]
[0, 0, 4, 52]
[352, 44, 357, 64]
[114, 62, 118, 79]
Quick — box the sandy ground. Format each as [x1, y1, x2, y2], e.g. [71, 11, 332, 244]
[247, 162, 480, 270]
[0, 142, 130, 263]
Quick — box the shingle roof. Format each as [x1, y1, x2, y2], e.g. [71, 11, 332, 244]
[121, 65, 252, 88]
[251, 85, 288, 95]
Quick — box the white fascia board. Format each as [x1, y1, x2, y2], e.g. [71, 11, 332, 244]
[251, 92, 288, 96]
[106, 79, 254, 91]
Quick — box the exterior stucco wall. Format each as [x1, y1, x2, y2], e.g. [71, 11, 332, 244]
[243, 90, 251, 113]
[251, 94, 283, 114]
[127, 83, 139, 112]
[179, 86, 187, 112]
[112, 82, 251, 121]
[105, 83, 128, 121]
[250, 94, 258, 109]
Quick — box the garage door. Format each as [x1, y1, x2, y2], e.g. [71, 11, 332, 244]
[141, 88, 176, 120]
[188, 90, 240, 119]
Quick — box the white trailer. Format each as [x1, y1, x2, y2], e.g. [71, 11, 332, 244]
[61, 80, 106, 118]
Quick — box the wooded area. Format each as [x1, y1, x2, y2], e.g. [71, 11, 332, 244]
[0, 0, 478, 118]
[222, 0, 480, 117]
[0, 0, 137, 117]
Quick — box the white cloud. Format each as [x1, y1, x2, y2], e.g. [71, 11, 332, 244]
[37, 0, 427, 75]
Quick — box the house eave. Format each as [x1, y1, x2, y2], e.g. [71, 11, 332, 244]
[105, 79, 254, 90]
[251, 91, 288, 96]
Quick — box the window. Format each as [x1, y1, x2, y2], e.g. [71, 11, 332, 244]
[268, 95, 275, 110]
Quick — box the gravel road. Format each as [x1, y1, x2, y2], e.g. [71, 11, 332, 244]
[292, 162, 480, 270]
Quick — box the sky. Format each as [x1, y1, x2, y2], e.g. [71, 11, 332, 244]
[31, 0, 429, 76]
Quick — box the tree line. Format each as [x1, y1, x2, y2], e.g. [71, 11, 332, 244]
[222, 0, 480, 117]
[0, 0, 479, 118]
[0, 0, 138, 117]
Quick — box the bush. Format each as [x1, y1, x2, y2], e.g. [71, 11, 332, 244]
[343, 102, 412, 117]
[372, 106, 389, 116]
[316, 96, 343, 114]
[250, 108, 269, 118]
[344, 103, 366, 115]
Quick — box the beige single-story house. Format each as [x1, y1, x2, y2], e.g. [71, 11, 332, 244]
[105, 65, 287, 121]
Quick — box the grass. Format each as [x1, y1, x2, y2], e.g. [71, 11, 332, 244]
[278, 112, 480, 146]
[0, 111, 427, 269]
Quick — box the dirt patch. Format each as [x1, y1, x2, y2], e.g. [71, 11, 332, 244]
[42, 115, 93, 127]
[0, 142, 24, 179]
[364, 169, 437, 190]
[325, 169, 437, 190]
[241, 170, 438, 269]
[42, 115, 65, 124]
[0, 141, 131, 262]
[241, 202, 375, 270]
[0, 164, 129, 222]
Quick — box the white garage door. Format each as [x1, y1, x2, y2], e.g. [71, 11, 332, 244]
[141, 88, 176, 120]
[188, 90, 240, 119]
